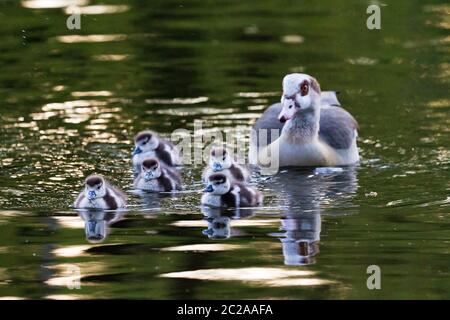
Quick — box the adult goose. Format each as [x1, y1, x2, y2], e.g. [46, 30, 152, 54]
[250, 73, 360, 168]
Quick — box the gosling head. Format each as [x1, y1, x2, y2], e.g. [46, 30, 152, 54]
[204, 173, 231, 195]
[141, 158, 162, 181]
[133, 130, 159, 156]
[278, 73, 322, 123]
[209, 147, 232, 172]
[84, 175, 106, 201]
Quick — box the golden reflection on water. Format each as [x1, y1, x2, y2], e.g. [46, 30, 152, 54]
[92, 54, 130, 61]
[52, 245, 92, 257]
[71, 91, 114, 97]
[56, 34, 127, 43]
[22, 0, 88, 9]
[145, 97, 209, 105]
[151, 107, 237, 116]
[235, 92, 278, 98]
[161, 244, 244, 252]
[54, 216, 84, 229]
[171, 219, 279, 228]
[45, 294, 89, 300]
[160, 267, 333, 287]
[281, 34, 304, 44]
[64, 5, 129, 15]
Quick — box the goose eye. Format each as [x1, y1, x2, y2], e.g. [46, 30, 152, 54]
[300, 81, 309, 96]
[97, 186, 101, 190]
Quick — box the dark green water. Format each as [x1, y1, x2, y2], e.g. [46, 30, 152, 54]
[0, 0, 449, 299]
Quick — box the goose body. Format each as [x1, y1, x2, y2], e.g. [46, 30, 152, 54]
[250, 74, 360, 168]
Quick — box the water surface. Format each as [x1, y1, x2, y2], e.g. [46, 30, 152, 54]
[0, 0, 449, 299]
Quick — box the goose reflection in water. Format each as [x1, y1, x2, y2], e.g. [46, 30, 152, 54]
[77, 210, 124, 243]
[200, 167, 358, 266]
[275, 167, 358, 266]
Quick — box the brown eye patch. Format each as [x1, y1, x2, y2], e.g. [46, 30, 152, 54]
[208, 173, 227, 184]
[86, 176, 103, 187]
[300, 80, 309, 96]
[142, 158, 158, 169]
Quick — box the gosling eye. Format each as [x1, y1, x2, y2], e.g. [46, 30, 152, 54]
[97, 186, 101, 190]
[289, 105, 293, 109]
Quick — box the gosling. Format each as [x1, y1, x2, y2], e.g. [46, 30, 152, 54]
[202, 147, 250, 184]
[74, 175, 127, 210]
[132, 130, 180, 177]
[201, 173, 263, 208]
[134, 157, 182, 192]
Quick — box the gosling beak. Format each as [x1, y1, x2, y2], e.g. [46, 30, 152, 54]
[144, 171, 154, 181]
[132, 146, 142, 156]
[212, 162, 222, 172]
[204, 185, 214, 193]
[87, 191, 96, 201]
[202, 228, 214, 236]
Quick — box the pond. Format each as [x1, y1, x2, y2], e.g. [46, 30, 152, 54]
[0, 0, 448, 299]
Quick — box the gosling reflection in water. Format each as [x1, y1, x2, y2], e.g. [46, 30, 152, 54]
[201, 207, 255, 239]
[77, 210, 124, 243]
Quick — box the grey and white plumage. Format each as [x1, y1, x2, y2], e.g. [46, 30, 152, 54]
[250, 73, 360, 167]
[134, 157, 182, 192]
[252, 102, 358, 150]
[201, 173, 263, 208]
[202, 147, 250, 184]
[74, 175, 127, 210]
[132, 130, 180, 178]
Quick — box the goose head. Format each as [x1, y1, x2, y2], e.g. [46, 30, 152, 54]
[84, 175, 107, 201]
[209, 147, 232, 172]
[278, 73, 322, 123]
[141, 158, 162, 180]
[133, 130, 159, 156]
[204, 173, 231, 195]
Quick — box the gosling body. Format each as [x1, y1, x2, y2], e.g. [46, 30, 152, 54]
[134, 157, 182, 192]
[74, 175, 127, 210]
[201, 173, 263, 208]
[202, 147, 250, 184]
[132, 130, 180, 177]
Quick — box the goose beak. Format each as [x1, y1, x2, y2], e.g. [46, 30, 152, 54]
[204, 185, 214, 193]
[132, 146, 142, 156]
[212, 162, 222, 172]
[279, 98, 297, 123]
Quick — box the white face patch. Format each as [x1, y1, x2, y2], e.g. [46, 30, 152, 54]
[279, 73, 316, 122]
[143, 165, 162, 180]
[84, 182, 106, 200]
